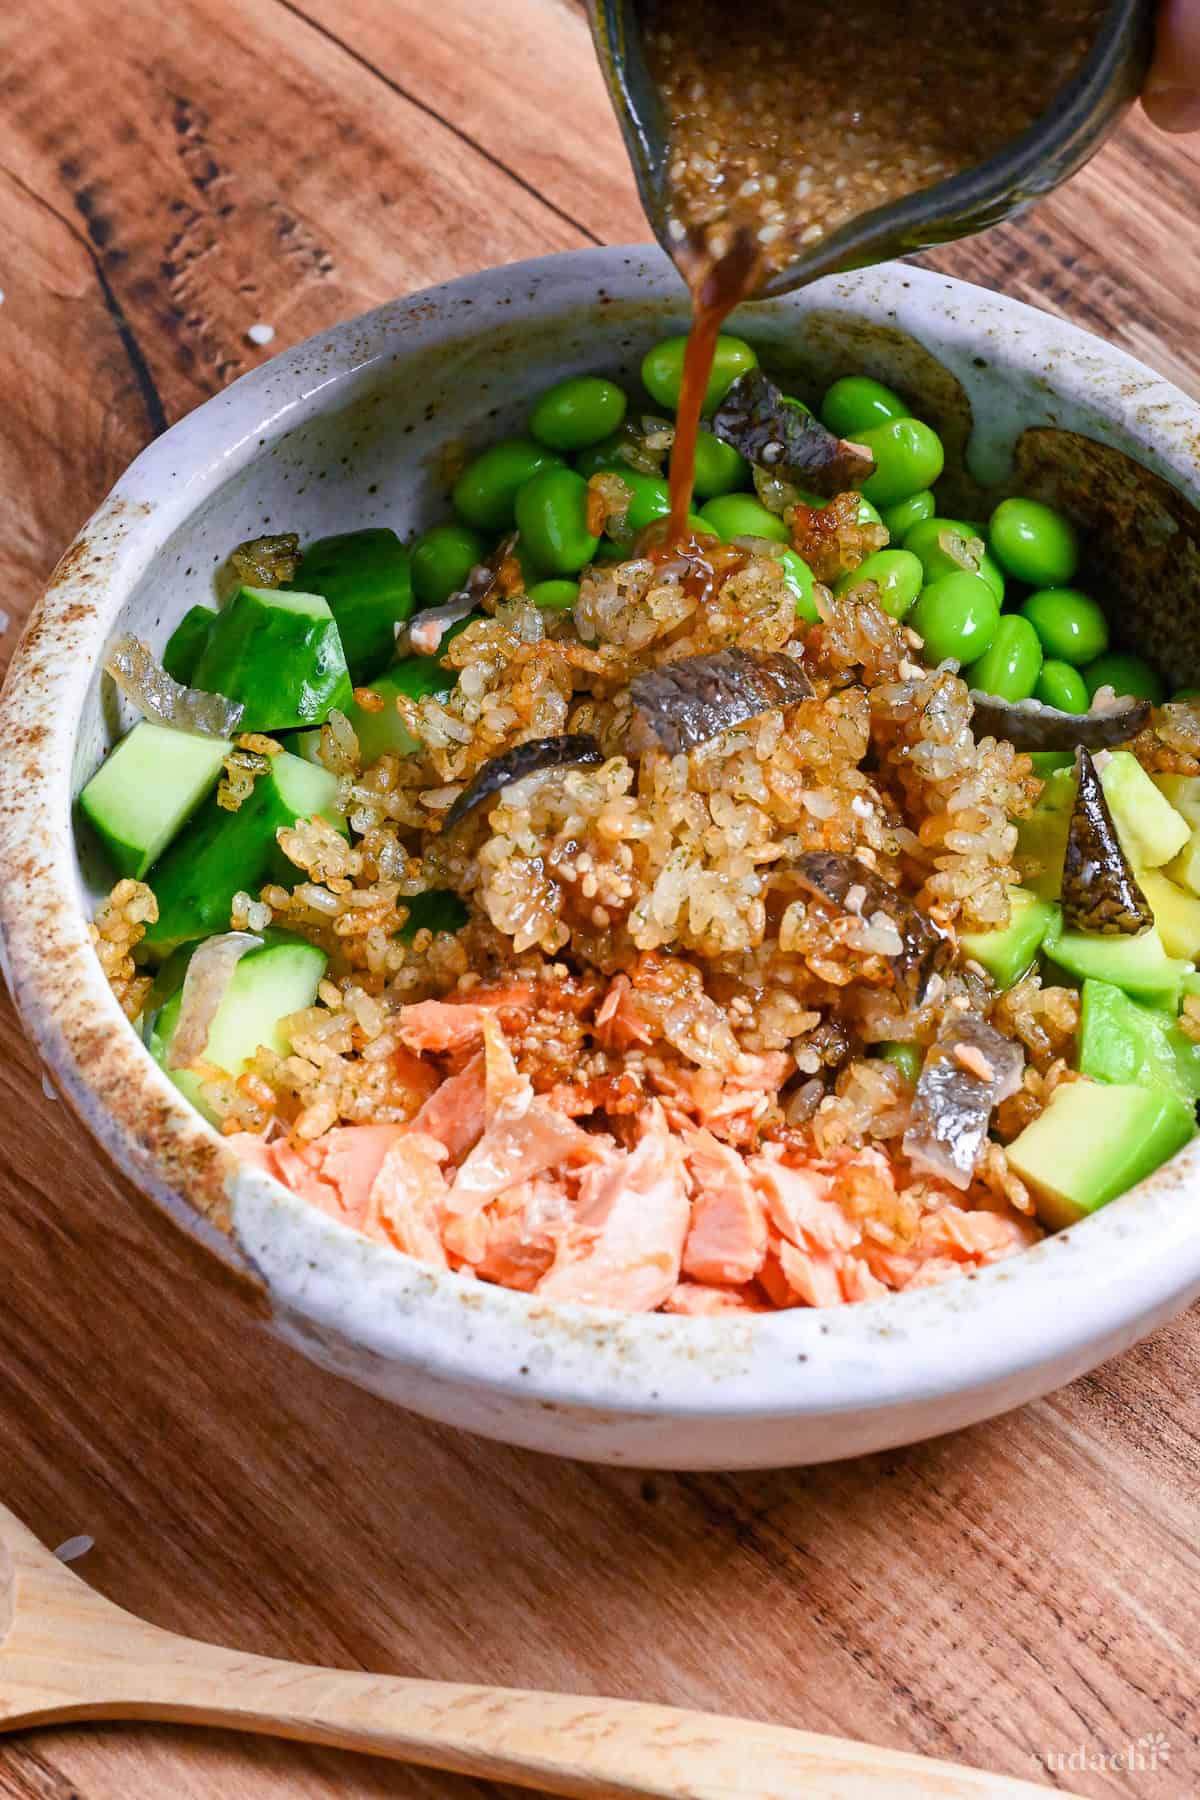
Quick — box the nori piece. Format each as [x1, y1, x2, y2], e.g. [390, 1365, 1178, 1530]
[1060, 748, 1154, 936]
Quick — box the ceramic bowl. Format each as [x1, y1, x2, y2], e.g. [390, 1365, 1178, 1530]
[3, 248, 1200, 1471]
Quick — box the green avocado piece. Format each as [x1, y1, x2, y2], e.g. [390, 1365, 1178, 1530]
[1041, 915, 1189, 1006]
[1006, 1077, 1195, 1229]
[192, 586, 354, 732]
[960, 887, 1059, 989]
[149, 933, 327, 1124]
[142, 750, 344, 962]
[162, 605, 218, 685]
[1077, 978, 1200, 1104]
[289, 529, 415, 684]
[1015, 767, 1075, 900]
[78, 721, 231, 881]
[1099, 752, 1189, 869]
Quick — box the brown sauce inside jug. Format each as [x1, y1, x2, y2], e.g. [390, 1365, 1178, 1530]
[648, 0, 1106, 539]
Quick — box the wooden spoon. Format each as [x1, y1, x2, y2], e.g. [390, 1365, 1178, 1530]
[0, 1500, 1062, 1797]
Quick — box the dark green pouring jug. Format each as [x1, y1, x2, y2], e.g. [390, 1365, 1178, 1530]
[587, 0, 1155, 297]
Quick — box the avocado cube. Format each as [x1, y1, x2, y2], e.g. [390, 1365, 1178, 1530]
[1099, 752, 1189, 869]
[960, 887, 1059, 989]
[1077, 978, 1200, 1103]
[1007, 1078, 1195, 1229]
[1041, 916, 1189, 1007]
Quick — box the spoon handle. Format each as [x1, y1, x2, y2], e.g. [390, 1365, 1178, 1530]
[34, 1623, 1057, 1798]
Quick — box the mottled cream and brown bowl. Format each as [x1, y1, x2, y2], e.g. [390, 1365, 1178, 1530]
[3, 248, 1200, 1470]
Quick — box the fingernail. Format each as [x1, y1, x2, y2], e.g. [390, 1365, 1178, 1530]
[1144, 87, 1200, 133]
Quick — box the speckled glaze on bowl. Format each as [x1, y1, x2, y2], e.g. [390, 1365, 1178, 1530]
[3, 249, 1200, 1471]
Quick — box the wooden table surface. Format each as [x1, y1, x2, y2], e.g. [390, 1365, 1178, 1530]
[3, 4, 1200, 1796]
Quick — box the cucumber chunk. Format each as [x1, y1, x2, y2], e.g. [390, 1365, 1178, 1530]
[78, 722, 231, 880]
[1006, 1078, 1195, 1230]
[294, 649, 466, 767]
[192, 586, 353, 732]
[401, 890, 468, 938]
[142, 751, 342, 961]
[149, 933, 326, 1124]
[289, 529, 414, 684]
[162, 605, 217, 685]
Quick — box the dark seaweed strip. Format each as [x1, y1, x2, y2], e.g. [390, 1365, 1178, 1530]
[969, 692, 1151, 752]
[443, 734, 604, 831]
[1060, 748, 1154, 936]
[712, 369, 875, 495]
[626, 649, 814, 757]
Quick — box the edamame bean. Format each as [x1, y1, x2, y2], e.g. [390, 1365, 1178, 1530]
[452, 438, 563, 532]
[699, 493, 789, 543]
[859, 417, 945, 509]
[989, 497, 1079, 586]
[1020, 588, 1108, 666]
[1082, 651, 1164, 705]
[641, 334, 758, 415]
[882, 489, 936, 541]
[612, 469, 671, 534]
[692, 430, 752, 499]
[574, 434, 627, 478]
[1029, 751, 1075, 776]
[410, 522, 486, 608]
[514, 468, 599, 574]
[903, 516, 1005, 602]
[908, 571, 1000, 665]
[835, 548, 923, 621]
[877, 1042, 922, 1084]
[1034, 660, 1089, 713]
[528, 579, 580, 611]
[1172, 687, 1200, 703]
[963, 614, 1043, 703]
[779, 548, 819, 622]
[820, 376, 908, 439]
[530, 377, 627, 453]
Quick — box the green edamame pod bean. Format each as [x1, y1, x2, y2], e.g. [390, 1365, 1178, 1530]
[574, 434, 627, 478]
[1082, 651, 1164, 705]
[835, 548, 923, 621]
[796, 487, 881, 529]
[528, 579, 580, 611]
[779, 548, 819, 622]
[1172, 687, 1200, 703]
[882, 489, 935, 541]
[452, 438, 564, 532]
[641, 334, 758, 415]
[529, 377, 627, 453]
[909, 571, 1000, 665]
[1020, 588, 1108, 666]
[1034, 660, 1089, 713]
[988, 497, 1079, 586]
[514, 467, 599, 575]
[820, 376, 909, 439]
[963, 614, 1043, 703]
[692, 430, 752, 499]
[410, 522, 486, 608]
[613, 469, 671, 534]
[699, 494, 789, 543]
[859, 417, 945, 508]
[903, 516, 1005, 602]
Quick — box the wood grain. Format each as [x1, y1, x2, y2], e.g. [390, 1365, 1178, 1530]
[0, 2, 1199, 1797]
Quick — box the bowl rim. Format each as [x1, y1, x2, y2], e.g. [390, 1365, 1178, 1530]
[4, 243, 1200, 1422]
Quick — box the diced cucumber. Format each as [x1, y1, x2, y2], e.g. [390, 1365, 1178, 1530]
[162, 605, 217, 684]
[78, 722, 231, 880]
[1006, 1078, 1195, 1230]
[401, 890, 468, 938]
[1041, 915, 1189, 1005]
[149, 933, 326, 1124]
[192, 586, 353, 732]
[142, 750, 343, 961]
[293, 651, 462, 767]
[1077, 978, 1200, 1104]
[960, 887, 1059, 989]
[289, 529, 414, 684]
